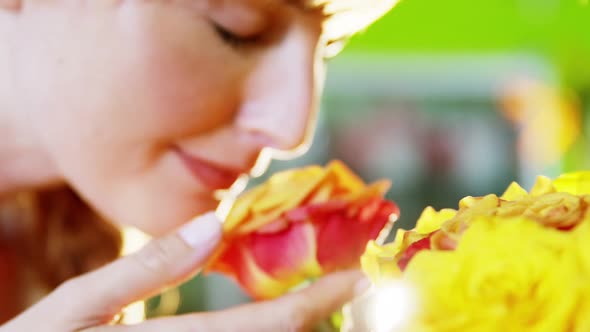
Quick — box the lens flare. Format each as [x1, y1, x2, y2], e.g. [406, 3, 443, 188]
[372, 282, 417, 332]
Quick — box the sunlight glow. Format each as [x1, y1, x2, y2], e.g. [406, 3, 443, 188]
[372, 282, 417, 332]
[216, 194, 236, 222]
[119, 227, 152, 324]
[121, 227, 151, 255]
[321, 0, 400, 42]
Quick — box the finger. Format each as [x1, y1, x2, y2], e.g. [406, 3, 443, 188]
[87, 270, 368, 332]
[46, 212, 222, 326]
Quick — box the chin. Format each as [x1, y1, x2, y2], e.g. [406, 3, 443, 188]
[140, 199, 219, 236]
[96, 187, 219, 237]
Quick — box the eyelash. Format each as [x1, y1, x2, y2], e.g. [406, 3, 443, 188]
[213, 24, 259, 47]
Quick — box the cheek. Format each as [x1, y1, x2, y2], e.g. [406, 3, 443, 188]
[110, 4, 246, 142]
[29, 2, 247, 144]
[22, 4, 246, 159]
[16, 5, 248, 231]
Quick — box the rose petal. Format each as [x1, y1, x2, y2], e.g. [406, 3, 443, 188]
[316, 200, 398, 272]
[397, 235, 432, 271]
[501, 181, 529, 201]
[250, 222, 321, 281]
[530, 175, 556, 196]
[214, 242, 295, 299]
[326, 160, 365, 192]
[229, 166, 327, 234]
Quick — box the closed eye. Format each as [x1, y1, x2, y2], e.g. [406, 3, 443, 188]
[212, 23, 261, 47]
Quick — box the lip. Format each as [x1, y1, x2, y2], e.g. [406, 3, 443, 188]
[174, 147, 243, 191]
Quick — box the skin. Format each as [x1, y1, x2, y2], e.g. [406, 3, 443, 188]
[0, 0, 325, 235]
[0, 0, 370, 330]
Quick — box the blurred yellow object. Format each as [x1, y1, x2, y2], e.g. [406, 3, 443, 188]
[500, 79, 582, 168]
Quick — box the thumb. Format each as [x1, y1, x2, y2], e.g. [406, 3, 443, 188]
[44, 212, 221, 327]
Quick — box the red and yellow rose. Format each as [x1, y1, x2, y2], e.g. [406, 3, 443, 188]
[208, 161, 399, 299]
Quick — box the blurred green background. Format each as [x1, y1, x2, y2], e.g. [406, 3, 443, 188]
[147, 0, 590, 316]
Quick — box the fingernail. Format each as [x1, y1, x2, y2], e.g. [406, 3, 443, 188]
[178, 212, 222, 248]
[354, 276, 371, 296]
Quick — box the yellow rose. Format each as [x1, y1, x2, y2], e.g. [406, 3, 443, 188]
[363, 171, 590, 282]
[361, 170, 590, 331]
[399, 216, 590, 332]
[362, 207, 456, 283]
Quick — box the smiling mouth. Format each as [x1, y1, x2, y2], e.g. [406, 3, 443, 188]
[174, 147, 243, 191]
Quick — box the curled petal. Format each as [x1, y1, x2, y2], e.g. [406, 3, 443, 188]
[501, 181, 529, 201]
[397, 235, 432, 271]
[415, 207, 456, 234]
[530, 175, 556, 196]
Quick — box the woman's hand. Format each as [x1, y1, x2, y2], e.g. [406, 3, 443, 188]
[2, 213, 367, 332]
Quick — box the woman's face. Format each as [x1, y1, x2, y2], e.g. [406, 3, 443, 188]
[16, 0, 328, 235]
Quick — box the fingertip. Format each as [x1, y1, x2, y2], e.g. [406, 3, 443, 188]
[354, 275, 371, 297]
[178, 212, 223, 249]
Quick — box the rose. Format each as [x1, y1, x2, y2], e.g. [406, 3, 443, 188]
[362, 206, 456, 281]
[399, 216, 590, 332]
[357, 171, 590, 331]
[363, 171, 590, 279]
[208, 161, 399, 300]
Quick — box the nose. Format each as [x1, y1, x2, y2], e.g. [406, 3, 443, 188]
[236, 21, 322, 158]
